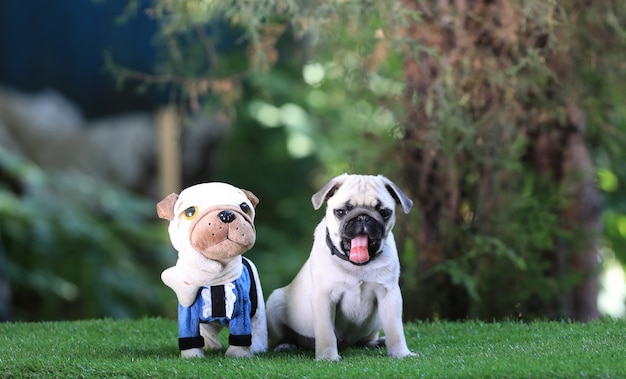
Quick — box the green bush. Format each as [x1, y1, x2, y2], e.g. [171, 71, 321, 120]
[0, 150, 174, 320]
[85, 0, 626, 321]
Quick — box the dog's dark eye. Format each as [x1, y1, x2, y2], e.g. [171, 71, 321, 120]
[334, 209, 347, 219]
[240, 202, 251, 214]
[379, 208, 392, 220]
[183, 206, 198, 220]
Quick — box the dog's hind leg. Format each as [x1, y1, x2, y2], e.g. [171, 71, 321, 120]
[266, 287, 290, 350]
[361, 331, 385, 348]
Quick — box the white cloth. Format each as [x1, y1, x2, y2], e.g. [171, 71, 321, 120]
[161, 250, 243, 307]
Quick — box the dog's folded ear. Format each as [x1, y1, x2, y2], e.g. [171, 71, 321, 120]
[242, 189, 259, 208]
[157, 193, 179, 221]
[380, 176, 413, 214]
[311, 173, 348, 210]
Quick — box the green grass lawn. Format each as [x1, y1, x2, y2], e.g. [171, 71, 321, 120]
[0, 317, 624, 378]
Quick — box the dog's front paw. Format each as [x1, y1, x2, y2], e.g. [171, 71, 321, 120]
[315, 348, 341, 361]
[388, 348, 418, 359]
[225, 345, 254, 358]
[180, 348, 205, 358]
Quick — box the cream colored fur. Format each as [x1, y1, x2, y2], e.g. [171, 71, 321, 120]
[266, 174, 416, 361]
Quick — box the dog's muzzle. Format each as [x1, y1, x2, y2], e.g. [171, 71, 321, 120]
[327, 210, 386, 265]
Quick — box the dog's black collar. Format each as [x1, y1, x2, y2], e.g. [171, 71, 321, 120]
[325, 227, 379, 266]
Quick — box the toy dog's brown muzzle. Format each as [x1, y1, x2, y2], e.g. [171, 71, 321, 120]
[188, 206, 256, 260]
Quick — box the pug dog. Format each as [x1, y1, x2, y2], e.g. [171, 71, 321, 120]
[266, 174, 416, 360]
[157, 182, 267, 358]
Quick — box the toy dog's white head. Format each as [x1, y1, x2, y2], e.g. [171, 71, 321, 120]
[157, 182, 259, 261]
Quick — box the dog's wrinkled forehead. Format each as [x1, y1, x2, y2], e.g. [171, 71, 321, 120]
[312, 173, 413, 214]
[175, 182, 256, 219]
[329, 176, 395, 208]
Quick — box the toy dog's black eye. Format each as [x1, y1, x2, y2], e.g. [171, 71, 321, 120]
[334, 209, 347, 219]
[379, 208, 392, 220]
[240, 202, 251, 214]
[183, 206, 198, 220]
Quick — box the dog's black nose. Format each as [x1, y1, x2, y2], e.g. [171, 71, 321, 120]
[218, 210, 236, 223]
[357, 214, 372, 224]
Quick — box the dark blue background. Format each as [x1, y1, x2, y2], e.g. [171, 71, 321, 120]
[0, 0, 163, 118]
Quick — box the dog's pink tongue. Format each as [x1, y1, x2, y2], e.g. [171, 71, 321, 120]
[350, 235, 370, 264]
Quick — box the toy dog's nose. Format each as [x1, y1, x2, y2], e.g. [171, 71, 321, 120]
[218, 210, 236, 223]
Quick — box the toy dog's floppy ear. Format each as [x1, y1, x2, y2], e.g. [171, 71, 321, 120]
[157, 193, 179, 221]
[242, 189, 259, 208]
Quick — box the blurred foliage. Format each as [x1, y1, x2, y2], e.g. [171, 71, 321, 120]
[0, 150, 174, 320]
[573, 1, 626, 272]
[210, 68, 323, 292]
[97, 0, 626, 321]
[136, 0, 626, 320]
[7, 0, 623, 321]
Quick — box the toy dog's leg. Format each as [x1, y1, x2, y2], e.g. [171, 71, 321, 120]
[178, 302, 205, 358]
[224, 279, 253, 358]
[244, 258, 268, 354]
[224, 312, 253, 357]
[199, 323, 223, 350]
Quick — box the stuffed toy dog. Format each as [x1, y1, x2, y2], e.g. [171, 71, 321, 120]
[157, 182, 267, 358]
